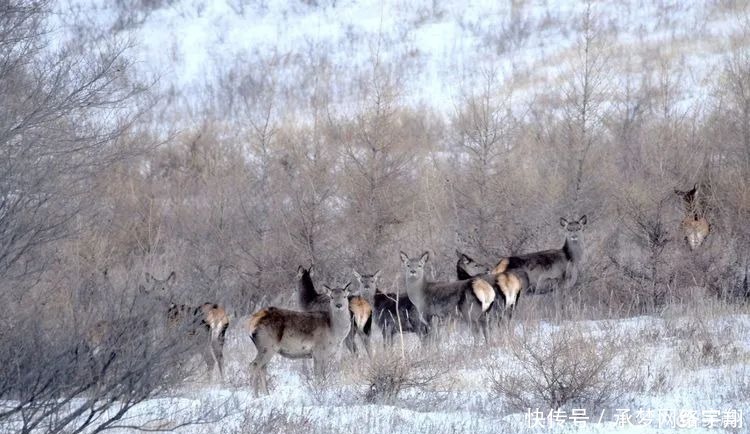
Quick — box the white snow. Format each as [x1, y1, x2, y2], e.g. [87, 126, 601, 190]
[52, 0, 747, 118]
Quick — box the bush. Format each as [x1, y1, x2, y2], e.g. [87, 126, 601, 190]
[359, 348, 447, 404]
[490, 325, 644, 412]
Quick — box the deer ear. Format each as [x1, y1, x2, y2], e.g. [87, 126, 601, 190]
[419, 251, 430, 265]
[322, 284, 332, 296]
[353, 270, 362, 281]
[166, 271, 176, 284]
[373, 269, 382, 281]
[560, 217, 569, 228]
[579, 215, 587, 225]
[399, 251, 409, 263]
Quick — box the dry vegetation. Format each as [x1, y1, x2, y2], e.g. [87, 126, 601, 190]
[2, 0, 750, 431]
[489, 325, 645, 412]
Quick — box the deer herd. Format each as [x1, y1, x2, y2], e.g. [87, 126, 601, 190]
[85, 183, 714, 396]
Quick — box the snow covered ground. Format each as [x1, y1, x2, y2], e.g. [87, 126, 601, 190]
[45, 299, 747, 434]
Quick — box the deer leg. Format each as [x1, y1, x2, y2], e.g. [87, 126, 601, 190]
[380, 316, 392, 347]
[344, 326, 358, 355]
[217, 323, 228, 381]
[200, 335, 215, 382]
[363, 315, 373, 357]
[211, 335, 225, 382]
[481, 311, 492, 345]
[505, 302, 516, 322]
[312, 354, 327, 378]
[427, 315, 440, 346]
[250, 342, 276, 395]
[464, 302, 484, 346]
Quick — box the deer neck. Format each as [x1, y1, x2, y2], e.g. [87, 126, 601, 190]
[563, 236, 584, 263]
[298, 273, 318, 306]
[404, 273, 426, 312]
[360, 287, 376, 304]
[329, 305, 352, 338]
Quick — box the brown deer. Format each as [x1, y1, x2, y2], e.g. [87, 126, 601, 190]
[400, 251, 495, 343]
[456, 251, 527, 322]
[495, 216, 587, 295]
[296, 265, 373, 356]
[675, 183, 711, 250]
[139, 271, 229, 381]
[247, 284, 352, 395]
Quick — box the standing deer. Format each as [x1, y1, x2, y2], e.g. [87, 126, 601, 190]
[400, 251, 495, 343]
[296, 266, 373, 356]
[352, 269, 424, 345]
[675, 183, 711, 250]
[247, 284, 352, 395]
[495, 216, 587, 295]
[456, 251, 527, 322]
[139, 271, 229, 381]
[295, 265, 328, 311]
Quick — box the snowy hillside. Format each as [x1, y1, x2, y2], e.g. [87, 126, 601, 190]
[59, 0, 743, 112]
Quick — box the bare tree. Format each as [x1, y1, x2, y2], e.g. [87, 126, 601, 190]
[561, 0, 610, 206]
[336, 63, 425, 268]
[0, 0, 146, 284]
[449, 69, 518, 258]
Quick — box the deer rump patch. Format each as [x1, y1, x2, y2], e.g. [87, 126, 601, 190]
[247, 309, 270, 335]
[349, 297, 372, 330]
[200, 303, 229, 330]
[471, 279, 496, 312]
[496, 272, 523, 306]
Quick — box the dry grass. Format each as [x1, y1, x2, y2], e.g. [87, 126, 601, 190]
[237, 409, 314, 434]
[489, 324, 645, 412]
[356, 346, 450, 404]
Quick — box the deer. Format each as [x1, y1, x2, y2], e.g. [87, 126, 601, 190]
[139, 271, 229, 381]
[352, 269, 424, 345]
[399, 251, 495, 343]
[247, 284, 352, 395]
[455, 250, 490, 280]
[494, 215, 587, 295]
[456, 250, 527, 322]
[675, 183, 711, 250]
[296, 265, 373, 356]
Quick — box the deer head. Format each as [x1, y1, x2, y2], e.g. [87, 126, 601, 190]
[139, 271, 176, 295]
[560, 215, 587, 241]
[322, 283, 351, 312]
[400, 251, 429, 280]
[353, 270, 380, 299]
[456, 250, 490, 277]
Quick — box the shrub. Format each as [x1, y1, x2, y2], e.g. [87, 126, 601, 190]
[359, 348, 447, 404]
[490, 325, 644, 412]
